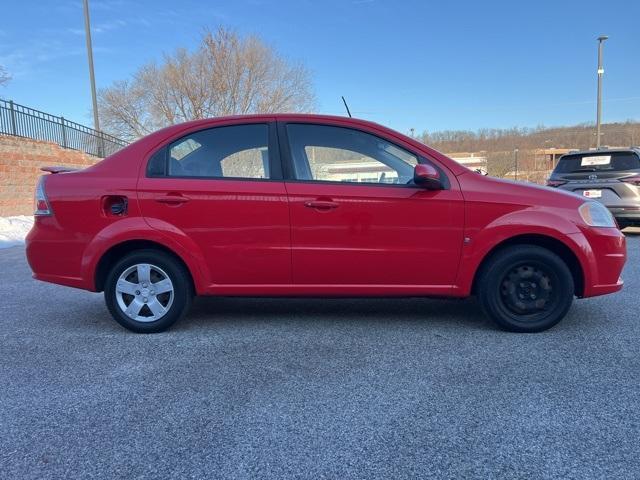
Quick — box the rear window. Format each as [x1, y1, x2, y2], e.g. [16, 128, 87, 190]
[554, 151, 640, 173]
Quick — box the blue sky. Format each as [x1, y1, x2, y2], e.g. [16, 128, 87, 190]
[1, 0, 638, 136]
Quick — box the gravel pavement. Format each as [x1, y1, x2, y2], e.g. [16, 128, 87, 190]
[1, 232, 639, 479]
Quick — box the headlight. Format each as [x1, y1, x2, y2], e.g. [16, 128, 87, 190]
[578, 201, 616, 228]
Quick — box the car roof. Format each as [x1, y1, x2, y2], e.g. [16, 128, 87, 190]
[156, 113, 388, 132]
[96, 113, 471, 177]
[143, 114, 470, 175]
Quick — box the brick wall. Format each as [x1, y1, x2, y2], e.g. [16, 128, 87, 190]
[0, 135, 98, 216]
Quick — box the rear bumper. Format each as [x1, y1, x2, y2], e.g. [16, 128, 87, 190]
[608, 206, 640, 225]
[555, 184, 640, 224]
[26, 217, 91, 291]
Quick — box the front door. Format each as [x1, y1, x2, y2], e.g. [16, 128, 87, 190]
[281, 122, 464, 292]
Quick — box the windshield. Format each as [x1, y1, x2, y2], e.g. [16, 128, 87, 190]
[553, 151, 640, 173]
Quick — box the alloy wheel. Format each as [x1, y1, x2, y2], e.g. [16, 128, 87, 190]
[114, 263, 174, 322]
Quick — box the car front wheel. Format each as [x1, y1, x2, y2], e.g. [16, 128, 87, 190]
[104, 249, 193, 333]
[477, 245, 574, 333]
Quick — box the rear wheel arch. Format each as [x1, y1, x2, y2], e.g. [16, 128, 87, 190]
[471, 234, 585, 297]
[94, 240, 195, 294]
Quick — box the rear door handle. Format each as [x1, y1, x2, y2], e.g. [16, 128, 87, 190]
[154, 195, 189, 205]
[304, 200, 339, 210]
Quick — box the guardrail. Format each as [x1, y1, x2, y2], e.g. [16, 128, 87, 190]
[0, 99, 128, 158]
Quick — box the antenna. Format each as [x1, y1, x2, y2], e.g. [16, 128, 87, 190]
[341, 96, 352, 118]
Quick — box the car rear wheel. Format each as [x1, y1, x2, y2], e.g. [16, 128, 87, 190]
[104, 249, 193, 333]
[477, 245, 574, 333]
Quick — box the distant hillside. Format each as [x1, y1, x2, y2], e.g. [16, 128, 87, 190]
[420, 121, 640, 153]
[419, 121, 640, 183]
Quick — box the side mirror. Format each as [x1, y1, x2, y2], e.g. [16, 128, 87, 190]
[413, 164, 443, 189]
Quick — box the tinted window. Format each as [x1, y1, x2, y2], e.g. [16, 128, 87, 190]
[147, 149, 166, 176]
[554, 151, 640, 173]
[167, 124, 270, 179]
[286, 124, 418, 184]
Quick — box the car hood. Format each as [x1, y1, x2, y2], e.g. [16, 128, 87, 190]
[457, 171, 586, 210]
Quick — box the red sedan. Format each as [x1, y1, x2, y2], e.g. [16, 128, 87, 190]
[26, 115, 626, 333]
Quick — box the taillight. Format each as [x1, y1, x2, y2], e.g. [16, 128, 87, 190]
[546, 179, 567, 187]
[621, 174, 640, 186]
[34, 176, 52, 216]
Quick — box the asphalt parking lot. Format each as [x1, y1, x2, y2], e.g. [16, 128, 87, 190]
[1, 232, 639, 479]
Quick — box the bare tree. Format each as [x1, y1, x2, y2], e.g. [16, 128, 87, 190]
[99, 27, 316, 141]
[0, 65, 10, 87]
[486, 151, 516, 178]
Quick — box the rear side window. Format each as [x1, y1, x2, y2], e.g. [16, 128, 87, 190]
[554, 151, 640, 173]
[150, 124, 271, 179]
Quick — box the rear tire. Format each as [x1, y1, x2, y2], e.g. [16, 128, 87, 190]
[477, 245, 574, 333]
[104, 249, 193, 333]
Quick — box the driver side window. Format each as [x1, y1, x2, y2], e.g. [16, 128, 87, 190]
[286, 124, 418, 184]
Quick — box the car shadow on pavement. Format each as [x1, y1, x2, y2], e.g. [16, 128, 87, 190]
[182, 295, 493, 332]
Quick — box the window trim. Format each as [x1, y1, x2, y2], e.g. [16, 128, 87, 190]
[277, 121, 450, 190]
[145, 121, 283, 181]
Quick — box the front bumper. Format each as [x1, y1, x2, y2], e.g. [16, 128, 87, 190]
[570, 226, 626, 298]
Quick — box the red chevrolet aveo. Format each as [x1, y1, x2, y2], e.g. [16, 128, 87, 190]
[26, 115, 626, 333]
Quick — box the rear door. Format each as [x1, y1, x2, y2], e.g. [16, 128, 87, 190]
[552, 151, 640, 206]
[280, 122, 465, 292]
[138, 121, 291, 287]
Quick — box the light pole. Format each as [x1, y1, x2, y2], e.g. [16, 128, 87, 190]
[83, 0, 100, 134]
[596, 35, 608, 149]
[514, 148, 519, 181]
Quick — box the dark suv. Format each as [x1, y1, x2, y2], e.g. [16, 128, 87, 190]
[547, 148, 640, 228]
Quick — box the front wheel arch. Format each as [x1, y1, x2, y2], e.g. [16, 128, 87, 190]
[95, 239, 195, 294]
[470, 234, 585, 298]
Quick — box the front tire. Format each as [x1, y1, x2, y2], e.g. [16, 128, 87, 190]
[477, 245, 574, 333]
[104, 249, 193, 333]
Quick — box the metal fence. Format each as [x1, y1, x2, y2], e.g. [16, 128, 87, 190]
[0, 99, 128, 158]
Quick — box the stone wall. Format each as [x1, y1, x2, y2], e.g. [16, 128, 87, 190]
[0, 135, 98, 216]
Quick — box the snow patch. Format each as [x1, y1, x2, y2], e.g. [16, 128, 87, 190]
[0, 216, 34, 249]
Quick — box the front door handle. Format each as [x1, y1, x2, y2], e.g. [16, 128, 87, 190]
[154, 195, 189, 205]
[304, 200, 339, 210]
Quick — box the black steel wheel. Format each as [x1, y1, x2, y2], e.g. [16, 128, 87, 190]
[478, 245, 574, 332]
